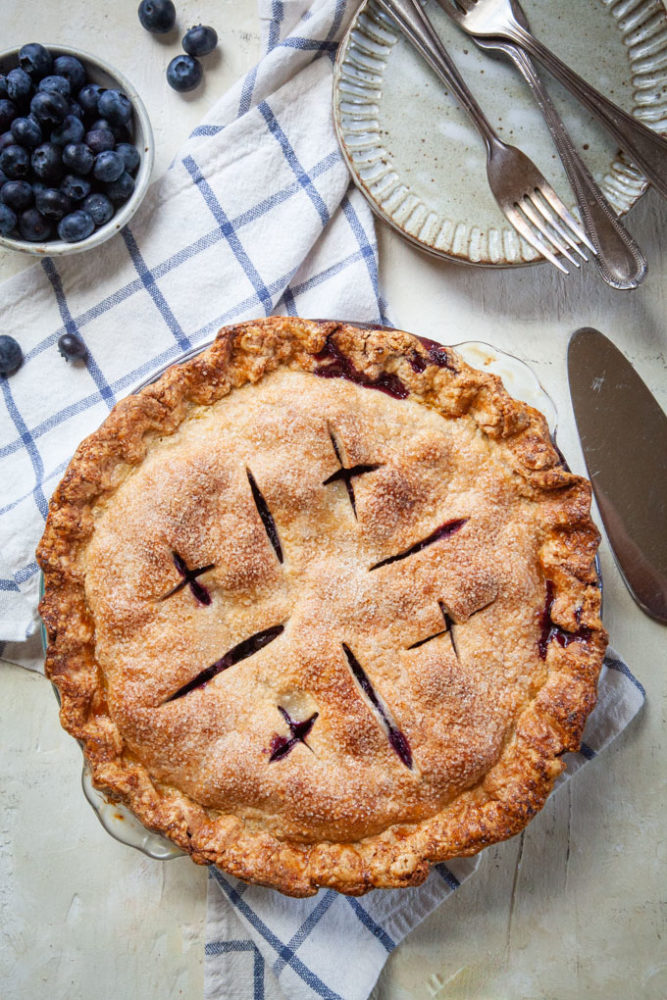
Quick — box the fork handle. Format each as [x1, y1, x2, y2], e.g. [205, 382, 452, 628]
[377, 0, 500, 152]
[506, 22, 667, 199]
[505, 45, 647, 289]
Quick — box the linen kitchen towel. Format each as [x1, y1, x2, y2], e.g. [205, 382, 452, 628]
[0, 0, 386, 651]
[0, 4, 646, 1000]
[204, 651, 645, 1000]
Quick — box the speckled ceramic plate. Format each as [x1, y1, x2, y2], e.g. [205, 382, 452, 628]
[333, 0, 667, 267]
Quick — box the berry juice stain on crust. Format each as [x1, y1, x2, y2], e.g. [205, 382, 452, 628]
[342, 643, 413, 770]
[268, 707, 319, 762]
[314, 335, 408, 399]
[538, 581, 592, 659]
[410, 337, 458, 373]
[370, 518, 468, 571]
[160, 551, 214, 605]
[164, 624, 285, 703]
[246, 468, 283, 563]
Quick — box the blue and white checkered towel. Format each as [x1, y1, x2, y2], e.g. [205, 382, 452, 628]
[203, 652, 644, 1000]
[0, 3, 646, 1000]
[0, 0, 386, 652]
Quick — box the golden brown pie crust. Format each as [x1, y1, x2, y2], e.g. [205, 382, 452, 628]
[37, 318, 607, 896]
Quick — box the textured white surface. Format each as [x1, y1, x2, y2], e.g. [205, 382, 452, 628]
[1, 1, 666, 999]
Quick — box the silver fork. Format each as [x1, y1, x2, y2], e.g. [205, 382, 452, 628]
[439, 0, 667, 200]
[375, 0, 593, 273]
[475, 0, 647, 290]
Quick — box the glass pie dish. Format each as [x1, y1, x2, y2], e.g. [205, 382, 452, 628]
[40, 331, 587, 864]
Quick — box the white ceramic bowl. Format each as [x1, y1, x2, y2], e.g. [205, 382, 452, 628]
[0, 43, 154, 256]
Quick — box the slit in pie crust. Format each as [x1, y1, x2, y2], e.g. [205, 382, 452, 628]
[37, 318, 607, 897]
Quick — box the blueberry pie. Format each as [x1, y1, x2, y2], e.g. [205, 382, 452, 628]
[37, 318, 607, 896]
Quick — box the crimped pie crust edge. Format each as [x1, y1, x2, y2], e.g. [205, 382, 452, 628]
[37, 317, 607, 897]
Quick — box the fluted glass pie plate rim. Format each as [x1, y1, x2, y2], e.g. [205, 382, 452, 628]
[40, 328, 600, 861]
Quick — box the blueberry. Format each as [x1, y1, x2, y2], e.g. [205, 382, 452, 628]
[1, 180, 34, 211]
[35, 187, 72, 220]
[31, 142, 63, 182]
[7, 68, 34, 105]
[51, 114, 85, 146]
[0, 132, 16, 154]
[78, 83, 103, 117]
[0, 203, 17, 237]
[0, 168, 7, 185]
[57, 209, 94, 242]
[38, 74, 71, 99]
[60, 173, 91, 201]
[84, 128, 115, 154]
[0, 77, 7, 99]
[182, 25, 218, 57]
[83, 191, 113, 226]
[0, 335, 23, 375]
[30, 90, 69, 127]
[138, 0, 176, 34]
[68, 100, 84, 120]
[0, 144, 30, 179]
[93, 149, 124, 183]
[52, 55, 87, 93]
[115, 142, 140, 175]
[10, 115, 43, 148]
[62, 142, 94, 175]
[57, 331, 88, 360]
[166, 55, 203, 93]
[19, 207, 52, 241]
[0, 99, 18, 131]
[105, 170, 135, 204]
[18, 43, 53, 80]
[98, 89, 132, 126]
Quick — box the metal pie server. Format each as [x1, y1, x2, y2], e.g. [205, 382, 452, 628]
[568, 328, 667, 623]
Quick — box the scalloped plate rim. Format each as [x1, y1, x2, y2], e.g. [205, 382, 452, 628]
[333, 0, 663, 268]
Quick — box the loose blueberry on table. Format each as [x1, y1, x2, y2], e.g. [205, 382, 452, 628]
[0, 44, 142, 246]
[138, 0, 177, 34]
[0, 335, 23, 376]
[182, 25, 218, 57]
[166, 54, 203, 93]
[57, 332, 88, 361]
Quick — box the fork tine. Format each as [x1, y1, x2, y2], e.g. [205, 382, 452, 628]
[535, 184, 596, 256]
[504, 205, 569, 274]
[529, 193, 588, 263]
[519, 196, 581, 268]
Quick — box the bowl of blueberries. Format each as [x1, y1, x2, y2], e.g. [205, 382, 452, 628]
[0, 42, 153, 255]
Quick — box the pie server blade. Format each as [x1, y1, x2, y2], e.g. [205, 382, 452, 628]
[568, 327, 667, 623]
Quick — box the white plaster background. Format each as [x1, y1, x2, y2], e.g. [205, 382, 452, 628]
[1, 2, 665, 998]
